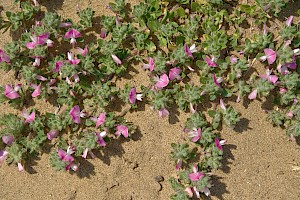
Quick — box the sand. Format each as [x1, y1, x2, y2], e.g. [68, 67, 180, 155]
[1, 0, 300, 200]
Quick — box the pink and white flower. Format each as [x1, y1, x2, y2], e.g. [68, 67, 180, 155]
[95, 131, 107, 146]
[2, 135, 14, 146]
[47, 130, 58, 140]
[64, 28, 81, 45]
[184, 44, 197, 59]
[67, 52, 80, 65]
[26, 33, 50, 49]
[159, 108, 169, 118]
[154, 74, 169, 89]
[169, 67, 182, 81]
[215, 138, 226, 151]
[22, 110, 35, 123]
[111, 54, 122, 65]
[31, 83, 42, 98]
[143, 57, 155, 71]
[188, 128, 201, 143]
[4, 84, 21, 99]
[0, 50, 10, 63]
[205, 56, 218, 67]
[0, 150, 8, 166]
[91, 113, 106, 128]
[129, 87, 143, 104]
[248, 89, 257, 100]
[115, 125, 129, 138]
[260, 48, 276, 65]
[261, 69, 278, 84]
[212, 74, 222, 88]
[69, 105, 86, 124]
[188, 164, 205, 181]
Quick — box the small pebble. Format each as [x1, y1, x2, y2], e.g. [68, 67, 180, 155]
[154, 175, 164, 182]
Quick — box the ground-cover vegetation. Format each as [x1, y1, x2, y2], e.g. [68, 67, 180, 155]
[0, 0, 299, 199]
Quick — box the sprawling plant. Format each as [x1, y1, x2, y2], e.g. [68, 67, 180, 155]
[0, 0, 299, 199]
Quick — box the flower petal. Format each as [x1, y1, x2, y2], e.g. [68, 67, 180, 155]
[111, 54, 122, 65]
[184, 44, 194, 59]
[169, 67, 182, 81]
[4, 84, 20, 99]
[248, 89, 257, 100]
[0, 150, 8, 166]
[69, 105, 81, 124]
[25, 111, 35, 123]
[155, 74, 169, 89]
[47, 130, 58, 140]
[2, 135, 14, 145]
[96, 113, 106, 128]
[264, 48, 276, 65]
[32, 83, 41, 98]
[159, 108, 169, 118]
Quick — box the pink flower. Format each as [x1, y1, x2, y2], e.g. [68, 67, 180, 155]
[215, 138, 226, 151]
[53, 61, 64, 73]
[67, 52, 80, 65]
[91, 113, 106, 128]
[188, 164, 205, 181]
[57, 148, 78, 171]
[0, 150, 8, 166]
[75, 45, 88, 56]
[205, 56, 218, 67]
[277, 63, 289, 75]
[111, 54, 122, 65]
[261, 69, 278, 84]
[155, 74, 169, 89]
[188, 128, 201, 142]
[17, 162, 24, 172]
[212, 74, 222, 88]
[143, 57, 155, 71]
[184, 44, 196, 59]
[286, 16, 293, 26]
[230, 55, 238, 64]
[69, 105, 85, 124]
[202, 187, 211, 196]
[35, 75, 47, 81]
[32, 0, 37, 6]
[95, 131, 107, 146]
[129, 87, 143, 104]
[169, 67, 182, 81]
[260, 48, 276, 65]
[22, 110, 35, 123]
[284, 55, 297, 70]
[175, 159, 182, 171]
[248, 89, 257, 100]
[158, 108, 169, 118]
[2, 135, 14, 145]
[58, 148, 74, 163]
[4, 84, 21, 99]
[47, 130, 58, 140]
[219, 98, 226, 110]
[115, 14, 121, 25]
[82, 148, 95, 159]
[31, 83, 42, 98]
[100, 28, 107, 39]
[26, 33, 50, 49]
[64, 28, 81, 44]
[185, 187, 193, 198]
[115, 125, 129, 138]
[279, 88, 288, 94]
[0, 50, 10, 63]
[59, 22, 72, 28]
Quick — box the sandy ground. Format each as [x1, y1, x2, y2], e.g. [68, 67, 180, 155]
[1, 0, 300, 200]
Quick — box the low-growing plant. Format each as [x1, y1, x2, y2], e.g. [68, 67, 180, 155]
[0, 0, 299, 199]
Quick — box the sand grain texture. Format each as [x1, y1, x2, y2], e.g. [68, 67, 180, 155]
[1, 1, 300, 200]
